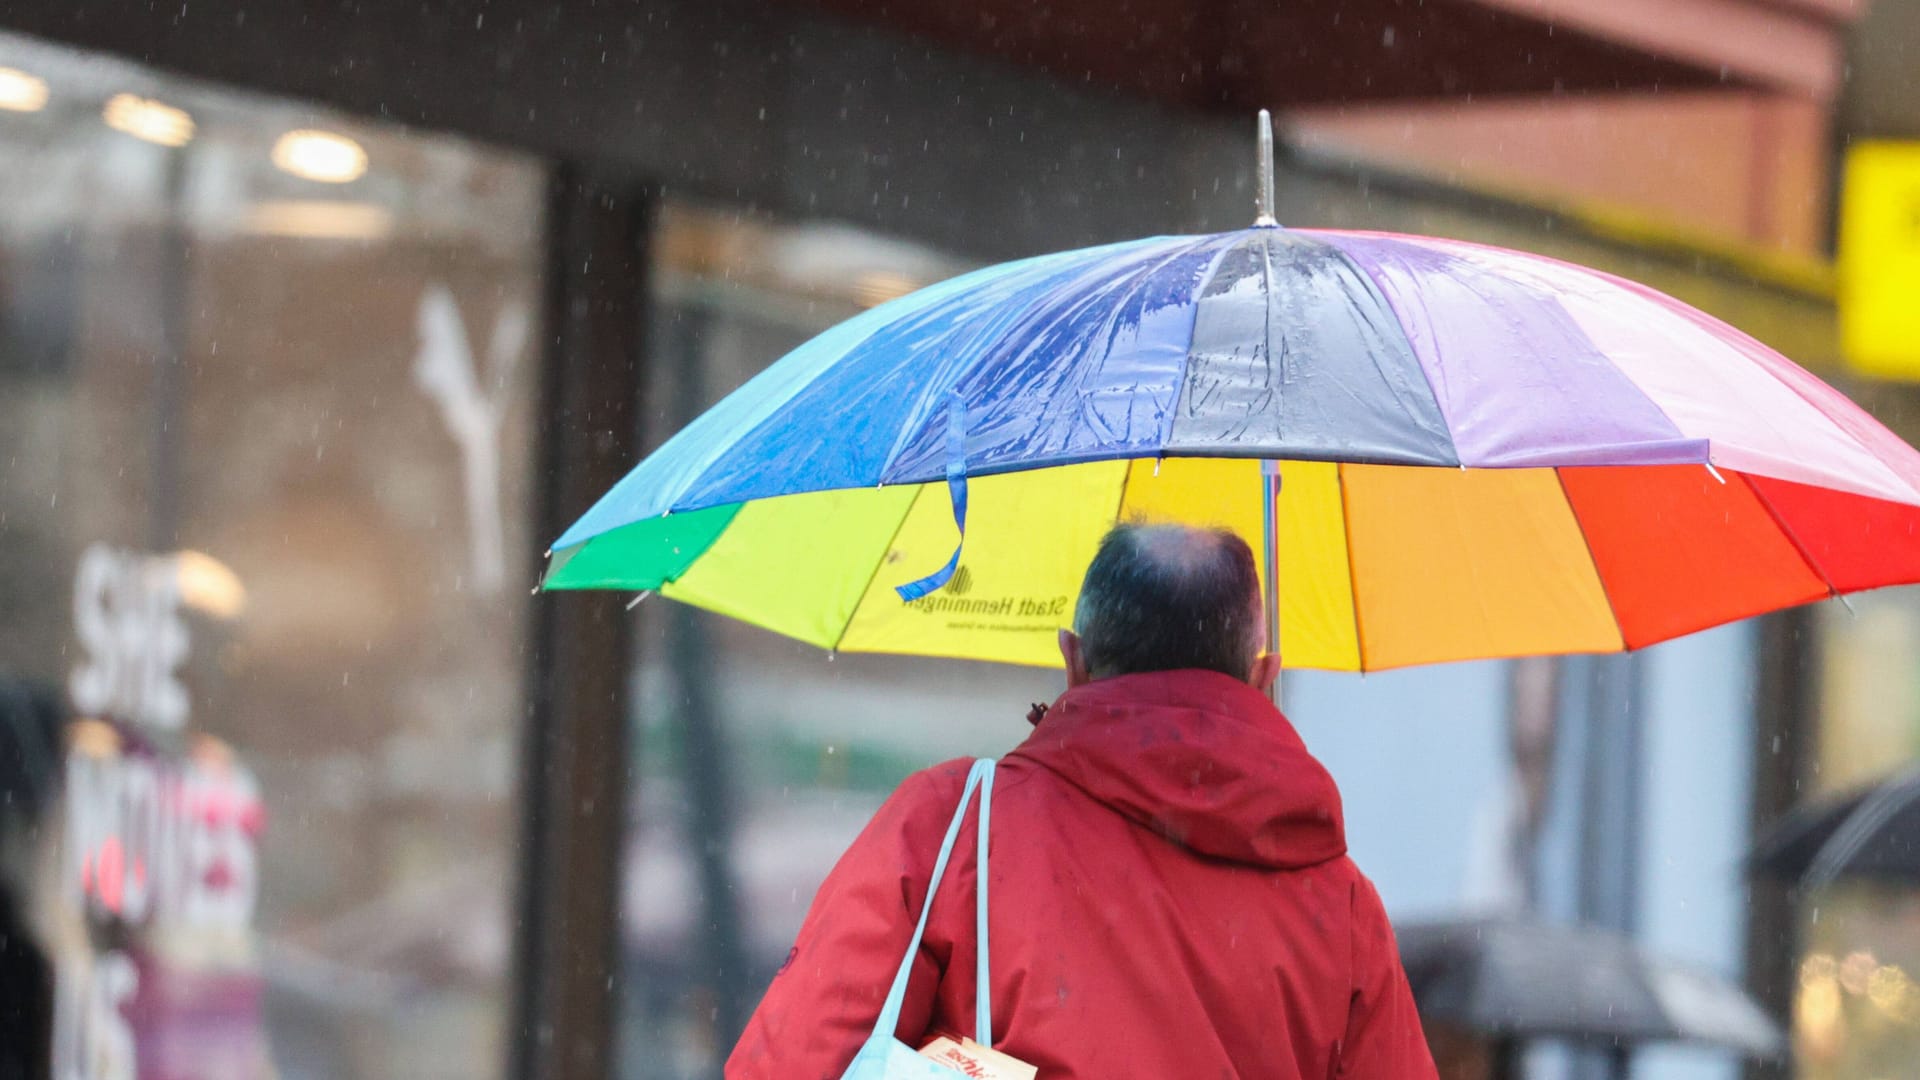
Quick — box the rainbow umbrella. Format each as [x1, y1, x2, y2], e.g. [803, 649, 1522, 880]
[544, 116, 1920, 672]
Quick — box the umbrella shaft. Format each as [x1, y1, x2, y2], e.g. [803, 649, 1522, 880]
[1262, 462, 1282, 660]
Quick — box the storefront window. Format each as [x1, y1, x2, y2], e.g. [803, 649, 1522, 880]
[0, 33, 543, 1080]
[1799, 587, 1920, 1078]
[618, 205, 1064, 1078]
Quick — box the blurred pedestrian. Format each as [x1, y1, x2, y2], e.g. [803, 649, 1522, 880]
[729, 523, 1436, 1079]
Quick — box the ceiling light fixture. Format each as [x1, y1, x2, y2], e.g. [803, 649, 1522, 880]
[0, 68, 48, 112]
[271, 129, 368, 183]
[102, 93, 194, 147]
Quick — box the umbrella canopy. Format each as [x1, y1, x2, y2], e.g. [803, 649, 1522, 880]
[1749, 766, 1920, 887]
[1397, 918, 1783, 1057]
[545, 124, 1920, 671]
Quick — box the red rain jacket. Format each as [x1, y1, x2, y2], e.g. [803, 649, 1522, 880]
[727, 669, 1438, 1080]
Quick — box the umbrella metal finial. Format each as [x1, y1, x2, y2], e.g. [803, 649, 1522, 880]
[1254, 109, 1278, 228]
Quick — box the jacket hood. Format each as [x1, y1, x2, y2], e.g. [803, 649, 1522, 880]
[1008, 669, 1346, 870]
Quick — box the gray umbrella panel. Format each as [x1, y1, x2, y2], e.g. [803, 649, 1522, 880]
[1747, 766, 1920, 887]
[1396, 919, 1783, 1058]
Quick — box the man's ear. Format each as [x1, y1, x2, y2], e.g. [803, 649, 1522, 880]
[1059, 629, 1092, 688]
[1248, 652, 1283, 693]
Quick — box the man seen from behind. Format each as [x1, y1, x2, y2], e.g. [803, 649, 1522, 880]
[728, 522, 1439, 1079]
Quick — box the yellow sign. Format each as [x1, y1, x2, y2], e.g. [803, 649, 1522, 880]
[1840, 141, 1920, 380]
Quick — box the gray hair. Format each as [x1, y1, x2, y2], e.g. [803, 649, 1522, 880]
[1072, 523, 1265, 681]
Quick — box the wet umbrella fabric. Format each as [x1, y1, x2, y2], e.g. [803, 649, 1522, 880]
[544, 224, 1920, 671]
[1748, 766, 1920, 887]
[1396, 918, 1783, 1058]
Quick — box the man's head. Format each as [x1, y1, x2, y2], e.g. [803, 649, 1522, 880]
[1058, 523, 1280, 690]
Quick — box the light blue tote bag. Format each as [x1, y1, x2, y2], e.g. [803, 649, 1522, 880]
[841, 757, 997, 1079]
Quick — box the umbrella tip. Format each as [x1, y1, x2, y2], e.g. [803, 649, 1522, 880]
[1253, 110, 1278, 228]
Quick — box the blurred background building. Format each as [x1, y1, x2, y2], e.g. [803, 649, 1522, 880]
[0, 1, 1912, 1079]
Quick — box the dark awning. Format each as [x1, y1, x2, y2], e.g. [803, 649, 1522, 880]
[793, 0, 1853, 107]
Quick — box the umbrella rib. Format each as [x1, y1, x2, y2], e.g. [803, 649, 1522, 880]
[1108, 458, 1139, 556]
[1739, 471, 1843, 603]
[1335, 463, 1369, 672]
[1258, 231, 1276, 423]
[831, 483, 931, 654]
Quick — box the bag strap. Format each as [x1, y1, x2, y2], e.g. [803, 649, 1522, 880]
[870, 757, 997, 1046]
[974, 758, 995, 1045]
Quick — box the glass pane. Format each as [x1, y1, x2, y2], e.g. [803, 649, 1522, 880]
[619, 205, 1064, 1078]
[1800, 588, 1920, 1078]
[0, 32, 542, 1080]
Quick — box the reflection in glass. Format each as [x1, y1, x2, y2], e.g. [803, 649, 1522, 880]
[618, 206, 1062, 1078]
[0, 31, 541, 1080]
[1804, 589, 1920, 1077]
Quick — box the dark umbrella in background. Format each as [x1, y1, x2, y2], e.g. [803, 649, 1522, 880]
[1398, 918, 1783, 1080]
[1748, 766, 1920, 888]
